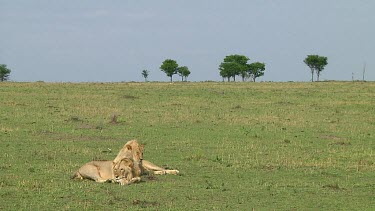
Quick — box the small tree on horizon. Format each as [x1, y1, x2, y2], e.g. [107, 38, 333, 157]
[141, 69, 149, 82]
[0, 64, 11, 82]
[219, 54, 249, 82]
[315, 56, 328, 81]
[219, 62, 232, 82]
[177, 66, 191, 82]
[247, 62, 265, 82]
[219, 62, 240, 82]
[160, 59, 178, 82]
[304, 55, 328, 82]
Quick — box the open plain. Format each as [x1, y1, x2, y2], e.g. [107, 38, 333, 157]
[1, 82, 374, 210]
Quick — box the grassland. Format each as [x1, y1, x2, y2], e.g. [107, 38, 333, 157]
[0, 81, 374, 210]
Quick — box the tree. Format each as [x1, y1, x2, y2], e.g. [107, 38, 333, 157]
[248, 62, 265, 82]
[219, 63, 232, 82]
[315, 56, 328, 81]
[304, 55, 317, 82]
[304, 55, 328, 82]
[239, 69, 249, 82]
[0, 64, 11, 82]
[177, 66, 191, 82]
[219, 62, 240, 82]
[160, 59, 178, 82]
[219, 54, 249, 82]
[141, 69, 149, 82]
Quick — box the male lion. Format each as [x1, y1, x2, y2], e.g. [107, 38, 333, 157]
[113, 158, 141, 185]
[113, 139, 179, 176]
[71, 158, 140, 185]
[113, 140, 144, 178]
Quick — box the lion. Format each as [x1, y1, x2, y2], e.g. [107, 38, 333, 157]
[113, 158, 141, 185]
[113, 140, 144, 178]
[113, 139, 179, 176]
[71, 158, 140, 185]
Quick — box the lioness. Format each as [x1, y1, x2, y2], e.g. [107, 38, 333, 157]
[71, 158, 139, 185]
[113, 139, 179, 176]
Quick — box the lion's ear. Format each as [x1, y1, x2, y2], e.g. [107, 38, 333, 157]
[126, 145, 132, 150]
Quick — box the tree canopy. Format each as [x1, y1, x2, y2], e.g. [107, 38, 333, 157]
[304, 55, 328, 82]
[0, 64, 11, 82]
[177, 66, 191, 82]
[219, 55, 266, 82]
[219, 55, 249, 81]
[141, 69, 149, 82]
[219, 62, 241, 82]
[247, 62, 265, 82]
[160, 59, 179, 82]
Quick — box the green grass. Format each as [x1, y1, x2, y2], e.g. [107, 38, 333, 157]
[1, 81, 375, 210]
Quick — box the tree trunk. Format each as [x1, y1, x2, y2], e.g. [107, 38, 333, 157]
[317, 71, 320, 81]
[311, 69, 314, 82]
[170, 76, 173, 82]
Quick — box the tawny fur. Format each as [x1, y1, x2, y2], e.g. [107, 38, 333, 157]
[71, 158, 140, 185]
[113, 139, 179, 177]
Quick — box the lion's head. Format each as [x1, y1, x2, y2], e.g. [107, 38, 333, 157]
[127, 140, 144, 162]
[113, 140, 144, 177]
[113, 158, 134, 185]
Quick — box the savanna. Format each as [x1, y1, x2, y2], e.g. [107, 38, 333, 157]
[0, 81, 374, 210]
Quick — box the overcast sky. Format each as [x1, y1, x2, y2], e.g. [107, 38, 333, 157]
[1, 1, 374, 82]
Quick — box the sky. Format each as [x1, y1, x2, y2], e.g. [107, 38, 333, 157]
[1, 1, 374, 82]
